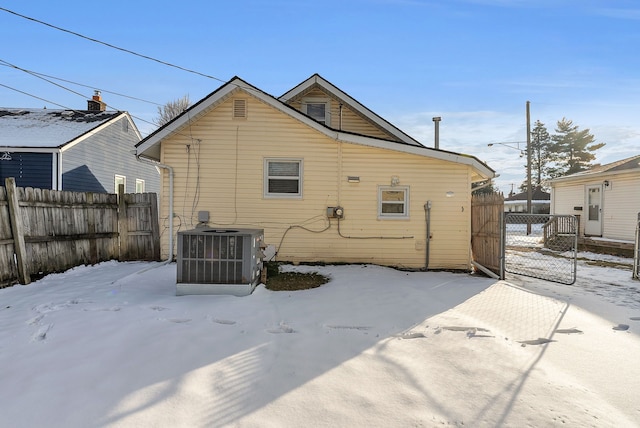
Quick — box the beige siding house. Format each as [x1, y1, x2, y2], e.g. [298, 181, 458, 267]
[136, 74, 494, 270]
[550, 155, 640, 241]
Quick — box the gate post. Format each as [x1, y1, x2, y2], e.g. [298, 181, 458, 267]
[499, 211, 505, 280]
[5, 178, 30, 285]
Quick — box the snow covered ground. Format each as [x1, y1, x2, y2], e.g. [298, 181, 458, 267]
[1, 253, 639, 427]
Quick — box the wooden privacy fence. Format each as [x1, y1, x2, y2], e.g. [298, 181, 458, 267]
[471, 192, 504, 277]
[0, 178, 160, 288]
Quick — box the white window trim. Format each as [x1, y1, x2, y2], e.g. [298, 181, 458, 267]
[115, 174, 126, 194]
[378, 186, 410, 219]
[264, 158, 303, 199]
[135, 178, 145, 193]
[302, 97, 331, 126]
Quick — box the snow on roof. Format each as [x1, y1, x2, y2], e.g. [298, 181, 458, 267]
[0, 108, 121, 149]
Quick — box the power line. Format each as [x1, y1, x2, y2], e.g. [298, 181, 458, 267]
[0, 6, 227, 83]
[0, 61, 163, 106]
[0, 82, 74, 110]
[0, 59, 88, 101]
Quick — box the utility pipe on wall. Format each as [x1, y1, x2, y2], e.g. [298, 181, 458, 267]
[136, 154, 175, 264]
[424, 201, 432, 270]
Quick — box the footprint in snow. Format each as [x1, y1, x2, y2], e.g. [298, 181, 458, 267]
[398, 332, 427, 339]
[555, 328, 583, 334]
[27, 314, 44, 325]
[442, 326, 490, 333]
[518, 338, 555, 346]
[630, 317, 640, 321]
[150, 306, 169, 311]
[613, 324, 629, 331]
[83, 307, 121, 312]
[325, 325, 371, 331]
[166, 318, 192, 324]
[210, 318, 236, 325]
[31, 324, 53, 342]
[267, 323, 295, 334]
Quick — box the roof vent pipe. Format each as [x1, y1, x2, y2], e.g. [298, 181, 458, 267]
[432, 116, 441, 149]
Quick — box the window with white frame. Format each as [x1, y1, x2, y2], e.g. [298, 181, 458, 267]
[378, 186, 409, 219]
[135, 179, 145, 193]
[264, 159, 303, 198]
[303, 98, 330, 126]
[114, 175, 126, 194]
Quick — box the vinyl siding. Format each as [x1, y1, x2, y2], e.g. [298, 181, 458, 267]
[62, 116, 160, 194]
[552, 171, 640, 241]
[159, 95, 473, 269]
[602, 174, 640, 240]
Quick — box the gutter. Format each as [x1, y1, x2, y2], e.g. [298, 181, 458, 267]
[135, 153, 174, 264]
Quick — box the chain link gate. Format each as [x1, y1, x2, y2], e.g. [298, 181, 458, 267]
[634, 212, 640, 280]
[503, 213, 578, 285]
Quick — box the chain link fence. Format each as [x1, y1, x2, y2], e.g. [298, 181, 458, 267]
[504, 213, 578, 285]
[634, 213, 640, 280]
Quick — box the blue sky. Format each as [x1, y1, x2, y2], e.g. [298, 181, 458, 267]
[1, 0, 639, 193]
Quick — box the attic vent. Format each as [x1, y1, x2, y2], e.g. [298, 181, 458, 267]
[233, 99, 247, 119]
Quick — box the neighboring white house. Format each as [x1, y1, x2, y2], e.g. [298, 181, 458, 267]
[504, 186, 550, 214]
[549, 155, 640, 242]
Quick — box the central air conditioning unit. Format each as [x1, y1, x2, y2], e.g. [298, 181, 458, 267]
[176, 228, 264, 296]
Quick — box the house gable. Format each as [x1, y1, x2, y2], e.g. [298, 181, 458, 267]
[279, 74, 423, 146]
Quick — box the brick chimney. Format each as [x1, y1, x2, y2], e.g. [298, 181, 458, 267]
[87, 90, 106, 111]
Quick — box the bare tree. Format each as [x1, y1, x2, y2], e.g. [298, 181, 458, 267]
[154, 95, 190, 127]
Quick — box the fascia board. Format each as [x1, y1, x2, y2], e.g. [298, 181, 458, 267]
[550, 167, 640, 184]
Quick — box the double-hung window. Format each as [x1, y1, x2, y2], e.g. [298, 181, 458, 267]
[135, 179, 145, 193]
[264, 159, 303, 198]
[303, 98, 330, 126]
[378, 186, 409, 219]
[114, 174, 126, 194]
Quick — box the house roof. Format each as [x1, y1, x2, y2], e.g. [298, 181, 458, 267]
[0, 108, 129, 150]
[136, 76, 495, 182]
[279, 74, 423, 147]
[549, 154, 640, 183]
[505, 186, 550, 201]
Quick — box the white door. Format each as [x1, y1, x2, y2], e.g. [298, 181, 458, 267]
[585, 185, 602, 236]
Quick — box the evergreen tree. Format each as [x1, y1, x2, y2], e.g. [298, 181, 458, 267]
[519, 120, 553, 192]
[530, 120, 553, 186]
[550, 118, 605, 176]
[154, 95, 190, 127]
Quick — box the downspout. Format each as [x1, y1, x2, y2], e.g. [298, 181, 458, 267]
[424, 201, 432, 270]
[136, 153, 174, 264]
